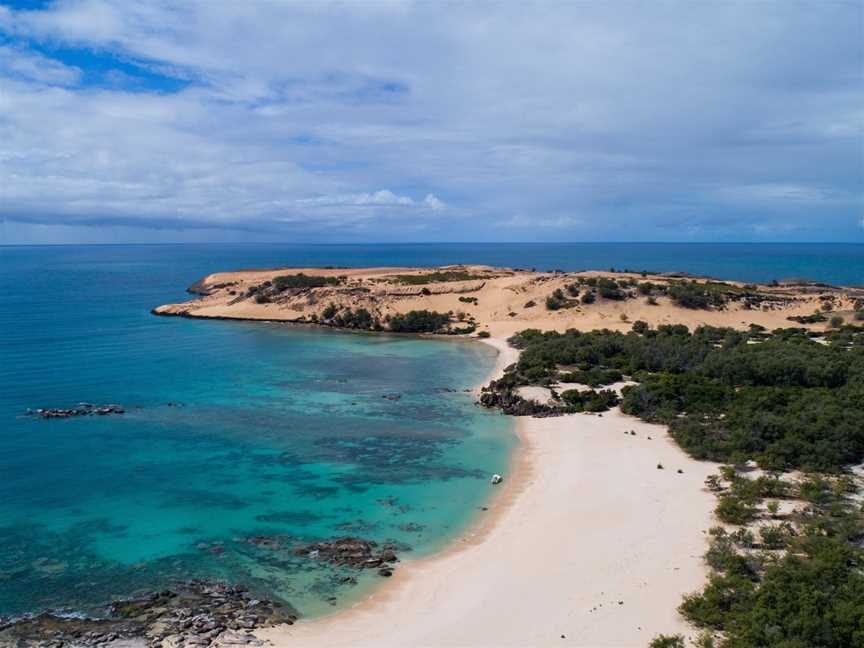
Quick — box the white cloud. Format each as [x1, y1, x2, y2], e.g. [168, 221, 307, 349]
[423, 193, 445, 210]
[0, 1, 861, 241]
[0, 45, 81, 86]
[712, 183, 835, 205]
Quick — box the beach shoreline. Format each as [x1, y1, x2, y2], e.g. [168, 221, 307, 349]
[256, 337, 718, 647]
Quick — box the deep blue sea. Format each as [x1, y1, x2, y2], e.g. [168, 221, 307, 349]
[1, 242, 862, 620]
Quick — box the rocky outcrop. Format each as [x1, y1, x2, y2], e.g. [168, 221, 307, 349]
[27, 404, 124, 419]
[0, 580, 295, 648]
[293, 537, 402, 576]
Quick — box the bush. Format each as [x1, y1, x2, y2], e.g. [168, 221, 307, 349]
[856, 310, 864, 322]
[559, 388, 620, 412]
[829, 315, 844, 329]
[524, 300, 536, 308]
[394, 270, 483, 285]
[596, 277, 626, 300]
[546, 289, 578, 311]
[631, 320, 650, 335]
[254, 293, 271, 304]
[322, 303, 339, 320]
[649, 635, 685, 648]
[388, 310, 450, 333]
[669, 281, 726, 309]
[477, 330, 491, 338]
[715, 494, 759, 525]
[334, 308, 375, 330]
[558, 368, 623, 387]
[580, 291, 596, 304]
[272, 273, 340, 291]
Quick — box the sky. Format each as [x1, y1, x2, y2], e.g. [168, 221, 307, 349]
[0, 0, 862, 244]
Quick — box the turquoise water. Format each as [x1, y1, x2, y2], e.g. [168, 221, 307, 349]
[1, 242, 862, 619]
[0, 246, 514, 618]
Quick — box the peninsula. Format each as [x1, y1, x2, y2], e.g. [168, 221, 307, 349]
[153, 264, 862, 338]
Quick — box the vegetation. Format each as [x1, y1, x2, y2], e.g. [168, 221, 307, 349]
[388, 310, 451, 333]
[829, 315, 845, 329]
[332, 308, 378, 330]
[856, 310, 864, 322]
[668, 281, 727, 309]
[559, 388, 620, 412]
[545, 288, 579, 311]
[558, 367, 623, 387]
[680, 469, 864, 648]
[458, 295, 479, 304]
[394, 270, 484, 285]
[499, 324, 864, 471]
[649, 635, 685, 648]
[272, 273, 341, 291]
[477, 330, 491, 338]
[595, 277, 627, 300]
[787, 312, 827, 324]
[321, 303, 339, 320]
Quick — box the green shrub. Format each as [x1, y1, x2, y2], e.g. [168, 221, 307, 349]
[649, 635, 685, 648]
[581, 291, 596, 304]
[394, 270, 483, 285]
[322, 303, 339, 319]
[669, 281, 726, 309]
[388, 310, 450, 333]
[829, 315, 844, 329]
[558, 368, 623, 387]
[272, 273, 340, 291]
[596, 277, 626, 300]
[559, 388, 620, 412]
[333, 308, 375, 330]
[715, 494, 759, 525]
[477, 330, 491, 339]
[631, 320, 649, 335]
[546, 289, 578, 311]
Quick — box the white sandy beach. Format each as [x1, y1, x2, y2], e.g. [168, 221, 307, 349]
[256, 338, 718, 648]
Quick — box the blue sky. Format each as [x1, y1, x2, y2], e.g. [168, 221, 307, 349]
[0, 0, 862, 244]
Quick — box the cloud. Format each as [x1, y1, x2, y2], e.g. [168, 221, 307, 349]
[294, 190, 444, 210]
[0, 1, 861, 242]
[0, 45, 81, 85]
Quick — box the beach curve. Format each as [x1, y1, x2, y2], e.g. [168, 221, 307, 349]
[256, 337, 718, 647]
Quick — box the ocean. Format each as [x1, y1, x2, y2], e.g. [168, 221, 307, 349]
[1, 242, 862, 619]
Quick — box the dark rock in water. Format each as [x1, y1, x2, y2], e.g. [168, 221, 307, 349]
[27, 403, 125, 419]
[381, 393, 402, 401]
[0, 580, 296, 648]
[293, 536, 403, 572]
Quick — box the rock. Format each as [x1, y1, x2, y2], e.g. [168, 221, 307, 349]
[0, 579, 295, 647]
[28, 403, 125, 419]
[293, 536, 404, 571]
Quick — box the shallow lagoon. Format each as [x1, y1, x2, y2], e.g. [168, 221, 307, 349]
[0, 247, 514, 618]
